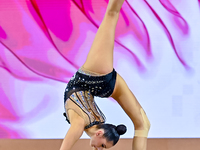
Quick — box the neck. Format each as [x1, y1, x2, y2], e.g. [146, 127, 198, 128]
[85, 125, 98, 137]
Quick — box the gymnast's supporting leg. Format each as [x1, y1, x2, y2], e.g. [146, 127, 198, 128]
[112, 74, 150, 150]
[83, 0, 125, 74]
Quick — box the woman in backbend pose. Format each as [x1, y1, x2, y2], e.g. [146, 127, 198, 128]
[60, 0, 150, 150]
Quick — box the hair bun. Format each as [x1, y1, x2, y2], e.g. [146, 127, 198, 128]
[116, 124, 127, 135]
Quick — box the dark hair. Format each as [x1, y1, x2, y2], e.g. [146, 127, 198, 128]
[96, 123, 127, 145]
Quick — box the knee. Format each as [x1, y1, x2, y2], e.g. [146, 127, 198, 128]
[134, 108, 150, 130]
[134, 108, 150, 137]
[141, 108, 150, 131]
[106, 10, 119, 17]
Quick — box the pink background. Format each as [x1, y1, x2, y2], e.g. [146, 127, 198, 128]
[0, 0, 200, 139]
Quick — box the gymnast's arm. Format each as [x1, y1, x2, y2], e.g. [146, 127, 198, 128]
[60, 110, 85, 150]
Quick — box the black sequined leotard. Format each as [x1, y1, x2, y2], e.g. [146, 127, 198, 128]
[63, 67, 117, 129]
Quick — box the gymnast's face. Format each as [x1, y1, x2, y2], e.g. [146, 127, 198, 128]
[90, 129, 113, 149]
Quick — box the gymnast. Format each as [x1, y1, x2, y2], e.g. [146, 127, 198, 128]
[60, 0, 150, 150]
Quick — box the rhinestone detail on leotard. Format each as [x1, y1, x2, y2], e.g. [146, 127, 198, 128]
[64, 68, 116, 129]
[65, 91, 106, 129]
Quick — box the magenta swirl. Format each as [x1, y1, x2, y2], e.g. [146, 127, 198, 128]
[0, 0, 197, 138]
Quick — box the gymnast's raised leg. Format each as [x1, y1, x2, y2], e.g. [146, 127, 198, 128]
[82, 0, 125, 74]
